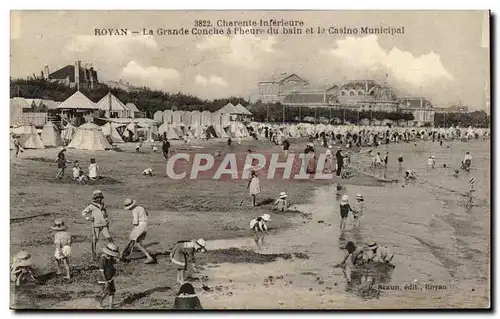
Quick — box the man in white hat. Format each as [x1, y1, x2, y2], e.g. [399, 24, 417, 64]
[121, 198, 155, 264]
[250, 214, 271, 250]
[98, 243, 121, 309]
[51, 219, 72, 279]
[273, 192, 289, 212]
[170, 239, 207, 285]
[82, 190, 114, 260]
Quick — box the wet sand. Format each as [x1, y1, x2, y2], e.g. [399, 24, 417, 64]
[199, 139, 490, 309]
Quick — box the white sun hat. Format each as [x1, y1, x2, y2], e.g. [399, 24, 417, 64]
[279, 192, 287, 199]
[262, 214, 271, 221]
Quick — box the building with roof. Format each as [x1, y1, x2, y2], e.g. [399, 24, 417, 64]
[398, 97, 435, 126]
[258, 73, 435, 126]
[104, 79, 144, 93]
[258, 73, 310, 103]
[44, 61, 99, 90]
[10, 97, 48, 127]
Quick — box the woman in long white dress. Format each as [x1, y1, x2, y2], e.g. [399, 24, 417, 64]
[247, 170, 261, 207]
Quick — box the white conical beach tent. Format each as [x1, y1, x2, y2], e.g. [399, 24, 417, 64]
[12, 124, 45, 149]
[68, 122, 112, 151]
[158, 123, 180, 140]
[41, 121, 63, 147]
[102, 122, 124, 143]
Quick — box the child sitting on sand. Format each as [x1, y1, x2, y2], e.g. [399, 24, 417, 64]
[52, 219, 72, 279]
[250, 214, 271, 250]
[72, 161, 82, 181]
[142, 168, 154, 177]
[453, 169, 460, 178]
[404, 170, 417, 180]
[273, 192, 289, 212]
[11, 251, 37, 286]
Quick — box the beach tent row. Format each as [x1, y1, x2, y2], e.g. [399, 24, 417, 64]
[56, 91, 140, 118]
[153, 103, 253, 126]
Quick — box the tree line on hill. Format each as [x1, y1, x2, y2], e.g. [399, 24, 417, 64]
[11, 78, 490, 128]
[10, 78, 249, 117]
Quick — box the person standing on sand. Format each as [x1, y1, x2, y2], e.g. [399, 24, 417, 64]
[324, 145, 333, 174]
[52, 219, 72, 279]
[55, 148, 68, 179]
[247, 170, 261, 207]
[335, 147, 345, 177]
[162, 139, 171, 160]
[12, 136, 23, 157]
[398, 154, 403, 171]
[283, 139, 290, 158]
[383, 152, 389, 167]
[173, 283, 203, 309]
[339, 195, 357, 235]
[467, 177, 475, 206]
[98, 243, 120, 309]
[352, 194, 365, 229]
[89, 158, 100, 181]
[250, 214, 271, 250]
[82, 190, 114, 260]
[170, 239, 207, 285]
[120, 198, 155, 264]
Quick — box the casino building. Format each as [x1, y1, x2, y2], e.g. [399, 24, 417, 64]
[257, 73, 435, 126]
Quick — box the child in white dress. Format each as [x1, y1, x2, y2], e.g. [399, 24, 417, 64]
[247, 170, 261, 207]
[89, 158, 100, 180]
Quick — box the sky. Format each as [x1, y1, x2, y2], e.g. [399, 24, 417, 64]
[10, 10, 489, 109]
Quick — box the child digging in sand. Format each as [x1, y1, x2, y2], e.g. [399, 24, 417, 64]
[170, 239, 207, 285]
[273, 192, 289, 212]
[250, 214, 271, 250]
[52, 219, 72, 279]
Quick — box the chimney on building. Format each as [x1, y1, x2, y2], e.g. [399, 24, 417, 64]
[89, 64, 94, 90]
[83, 63, 89, 84]
[44, 65, 49, 80]
[74, 61, 80, 91]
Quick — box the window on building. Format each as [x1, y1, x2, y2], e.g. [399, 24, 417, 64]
[341, 91, 346, 96]
[358, 90, 364, 96]
[349, 91, 355, 96]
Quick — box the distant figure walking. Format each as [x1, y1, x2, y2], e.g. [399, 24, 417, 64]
[397, 153, 403, 171]
[12, 136, 23, 157]
[55, 148, 68, 179]
[120, 198, 155, 264]
[162, 139, 171, 160]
